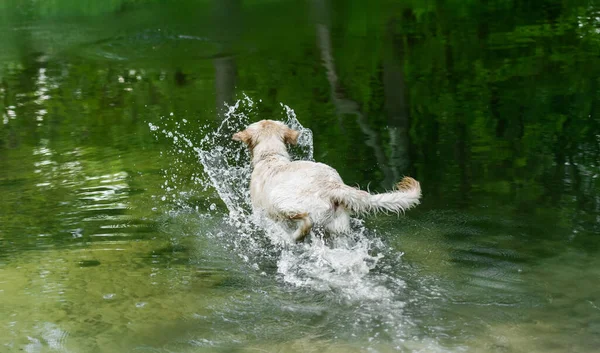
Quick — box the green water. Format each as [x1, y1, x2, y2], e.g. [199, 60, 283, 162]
[1, 1, 600, 352]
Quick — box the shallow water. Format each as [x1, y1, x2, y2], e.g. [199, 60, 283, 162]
[1, 1, 600, 352]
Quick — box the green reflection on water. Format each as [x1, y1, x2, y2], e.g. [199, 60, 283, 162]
[1, 0, 599, 352]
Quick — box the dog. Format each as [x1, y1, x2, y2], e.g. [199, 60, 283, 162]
[233, 120, 421, 241]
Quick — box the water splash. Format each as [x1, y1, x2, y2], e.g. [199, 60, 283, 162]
[149, 96, 445, 350]
[150, 96, 384, 291]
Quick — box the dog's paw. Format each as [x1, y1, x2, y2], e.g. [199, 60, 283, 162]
[396, 176, 420, 192]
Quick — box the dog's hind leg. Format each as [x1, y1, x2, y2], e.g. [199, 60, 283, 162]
[289, 213, 313, 242]
[325, 210, 351, 235]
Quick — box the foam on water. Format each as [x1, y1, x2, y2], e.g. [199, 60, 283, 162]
[150, 96, 446, 350]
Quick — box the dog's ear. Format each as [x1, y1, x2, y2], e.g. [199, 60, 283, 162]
[283, 128, 300, 145]
[232, 130, 251, 144]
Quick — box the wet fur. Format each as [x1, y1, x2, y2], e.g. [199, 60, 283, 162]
[233, 120, 421, 242]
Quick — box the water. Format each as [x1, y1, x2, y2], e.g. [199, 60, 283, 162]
[153, 98, 423, 346]
[1, 1, 600, 352]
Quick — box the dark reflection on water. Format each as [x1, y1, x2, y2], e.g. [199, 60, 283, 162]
[0, 0, 599, 352]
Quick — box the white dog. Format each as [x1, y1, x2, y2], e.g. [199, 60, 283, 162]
[233, 120, 421, 241]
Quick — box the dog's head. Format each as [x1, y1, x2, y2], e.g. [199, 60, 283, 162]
[232, 120, 299, 150]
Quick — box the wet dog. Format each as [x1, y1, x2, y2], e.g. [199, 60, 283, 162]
[233, 120, 421, 241]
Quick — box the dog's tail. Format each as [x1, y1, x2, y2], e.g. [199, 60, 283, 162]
[328, 176, 421, 215]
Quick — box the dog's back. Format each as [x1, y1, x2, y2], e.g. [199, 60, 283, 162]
[251, 159, 344, 220]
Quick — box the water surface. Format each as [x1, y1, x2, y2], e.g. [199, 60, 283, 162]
[1, 1, 600, 352]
